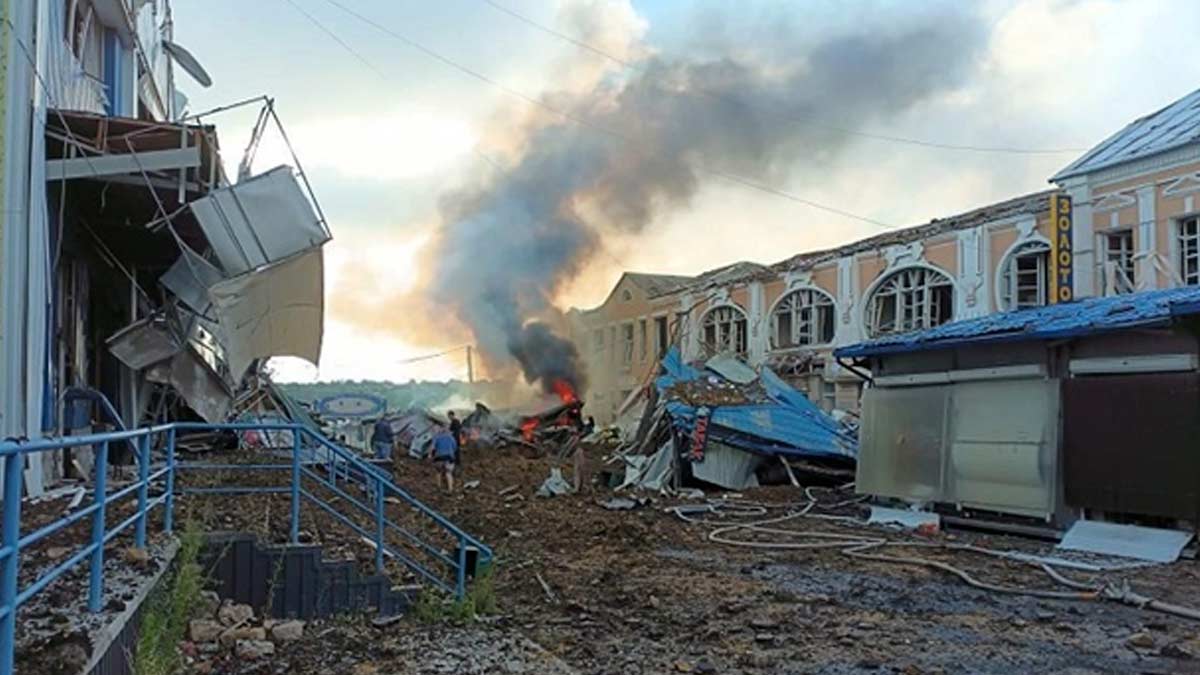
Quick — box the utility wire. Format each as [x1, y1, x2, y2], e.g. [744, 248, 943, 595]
[319, 0, 894, 229]
[282, 0, 504, 173]
[478, 0, 1089, 156]
[392, 345, 471, 365]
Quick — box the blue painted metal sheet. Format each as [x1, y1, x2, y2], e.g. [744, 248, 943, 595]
[836, 285, 1200, 359]
[656, 349, 857, 460]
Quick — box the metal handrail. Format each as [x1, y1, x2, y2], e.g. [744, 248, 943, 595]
[0, 421, 493, 675]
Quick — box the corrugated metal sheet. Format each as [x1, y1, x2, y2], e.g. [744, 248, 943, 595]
[691, 441, 762, 489]
[1053, 87, 1200, 181]
[657, 349, 857, 461]
[857, 378, 1059, 518]
[1057, 520, 1193, 563]
[1063, 372, 1200, 521]
[837, 285, 1200, 358]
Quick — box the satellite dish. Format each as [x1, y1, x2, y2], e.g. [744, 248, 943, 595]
[163, 40, 212, 88]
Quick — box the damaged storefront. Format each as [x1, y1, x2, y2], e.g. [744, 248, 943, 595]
[33, 100, 330, 492]
[838, 285, 1200, 530]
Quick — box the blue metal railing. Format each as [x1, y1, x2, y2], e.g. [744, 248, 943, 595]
[0, 421, 493, 675]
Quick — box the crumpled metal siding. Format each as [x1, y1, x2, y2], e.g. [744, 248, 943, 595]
[837, 285, 1200, 358]
[657, 349, 857, 460]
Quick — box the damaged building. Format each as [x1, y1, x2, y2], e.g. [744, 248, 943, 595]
[0, 0, 331, 496]
[838, 285, 1200, 528]
[571, 86, 1200, 429]
[835, 86, 1200, 532]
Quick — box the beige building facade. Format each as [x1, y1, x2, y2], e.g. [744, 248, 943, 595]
[570, 88, 1200, 424]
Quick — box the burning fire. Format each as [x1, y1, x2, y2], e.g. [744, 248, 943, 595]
[520, 418, 539, 442]
[552, 380, 578, 405]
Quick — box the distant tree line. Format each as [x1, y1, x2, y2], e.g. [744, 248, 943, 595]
[279, 379, 505, 412]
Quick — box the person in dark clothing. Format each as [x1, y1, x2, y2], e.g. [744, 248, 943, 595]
[582, 416, 596, 437]
[370, 418, 394, 460]
[448, 411, 464, 448]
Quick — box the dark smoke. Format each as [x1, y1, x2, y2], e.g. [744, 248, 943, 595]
[424, 4, 987, 394]
[507, 321, 588, 394]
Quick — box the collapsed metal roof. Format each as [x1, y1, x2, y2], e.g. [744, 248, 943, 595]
[835, 285, 1200, 358]
[1052, 87, 1200, 181]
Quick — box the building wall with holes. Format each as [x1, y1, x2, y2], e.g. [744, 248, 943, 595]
[1073, 158, 1200, 294]
[571, 204, 1063, 423]
[567, 275, 680, 423]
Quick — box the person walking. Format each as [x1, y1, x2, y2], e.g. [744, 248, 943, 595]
[448, 410, 464, 448]
[370, 417, 394, 460]
[429, 424, 459, 493]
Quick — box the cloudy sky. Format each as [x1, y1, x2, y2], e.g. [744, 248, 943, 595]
[173, 0, 1200, 383]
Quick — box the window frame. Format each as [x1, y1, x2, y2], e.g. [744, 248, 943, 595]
[866, 267, 954, 337]
[621, 322, 634, 366]
[1105, 229, 1136, 294]
[1000, 241, 1051, 310]
[1179, 215, 1200, 286]
[769, 288, 836, 349]
[699, 305, 749, 359]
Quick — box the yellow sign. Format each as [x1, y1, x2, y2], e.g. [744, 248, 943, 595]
[1049, 194, 1074, 304]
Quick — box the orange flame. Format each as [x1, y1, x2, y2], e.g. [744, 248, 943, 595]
[520, 418, 538, 442]
[552, 380, 578, 405]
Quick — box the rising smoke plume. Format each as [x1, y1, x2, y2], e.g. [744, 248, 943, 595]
[340, 2, 987, 395]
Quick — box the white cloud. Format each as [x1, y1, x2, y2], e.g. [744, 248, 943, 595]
[246, 107, 478, 182]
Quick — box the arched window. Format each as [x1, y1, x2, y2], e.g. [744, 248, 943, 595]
[1000, 241, 1050, 310]
[771, 289, 835, 349]
[867, 267, 953, 337]
[700, 305, 747, 358]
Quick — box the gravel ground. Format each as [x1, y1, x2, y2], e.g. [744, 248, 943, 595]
[160, 442, 1200, 674]
[17, 442, 1194, 675]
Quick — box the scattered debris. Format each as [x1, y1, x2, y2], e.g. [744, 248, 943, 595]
[217, 601, 255, 627]
[535, 573, 559, 604]
[600, 497, 648, 511]
[536, 468, 574, 498]
[867, 506, 941, 530]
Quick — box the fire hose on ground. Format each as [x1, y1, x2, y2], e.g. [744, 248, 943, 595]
[669, 490, 1200, 622]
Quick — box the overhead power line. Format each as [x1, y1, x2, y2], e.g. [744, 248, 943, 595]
[317, 0, 895, 229]
[479, 0, 1090, 156]
[283, 0, 504, 172]
[392, 345, 470, 366]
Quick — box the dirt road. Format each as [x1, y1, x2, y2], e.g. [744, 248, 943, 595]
[174, 443, 1200, 674]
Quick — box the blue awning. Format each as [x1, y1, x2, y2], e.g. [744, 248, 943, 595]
[835, 285, 1200, 359]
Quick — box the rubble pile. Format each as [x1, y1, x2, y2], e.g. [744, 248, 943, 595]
[611, 349, 857, 491]
[183, 595, 306, 672]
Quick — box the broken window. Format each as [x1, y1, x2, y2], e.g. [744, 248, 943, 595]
[621, 323, 634, 365]
[822, 380, 837, 412]
[700, 305, 748, 358]
[655, 316, 669, 358]
[770, 289, 835, 349]
[639, 319, 648, 361]
[1105, 230, 1135, 294]
[593, 329, 604, 353]
[65, 0, 94, 60]
[1000, 241, 1050, 310]
[867, 268, 953, 337]
[1180, 217, 1200, 286]
[608, 326, 617, 363]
